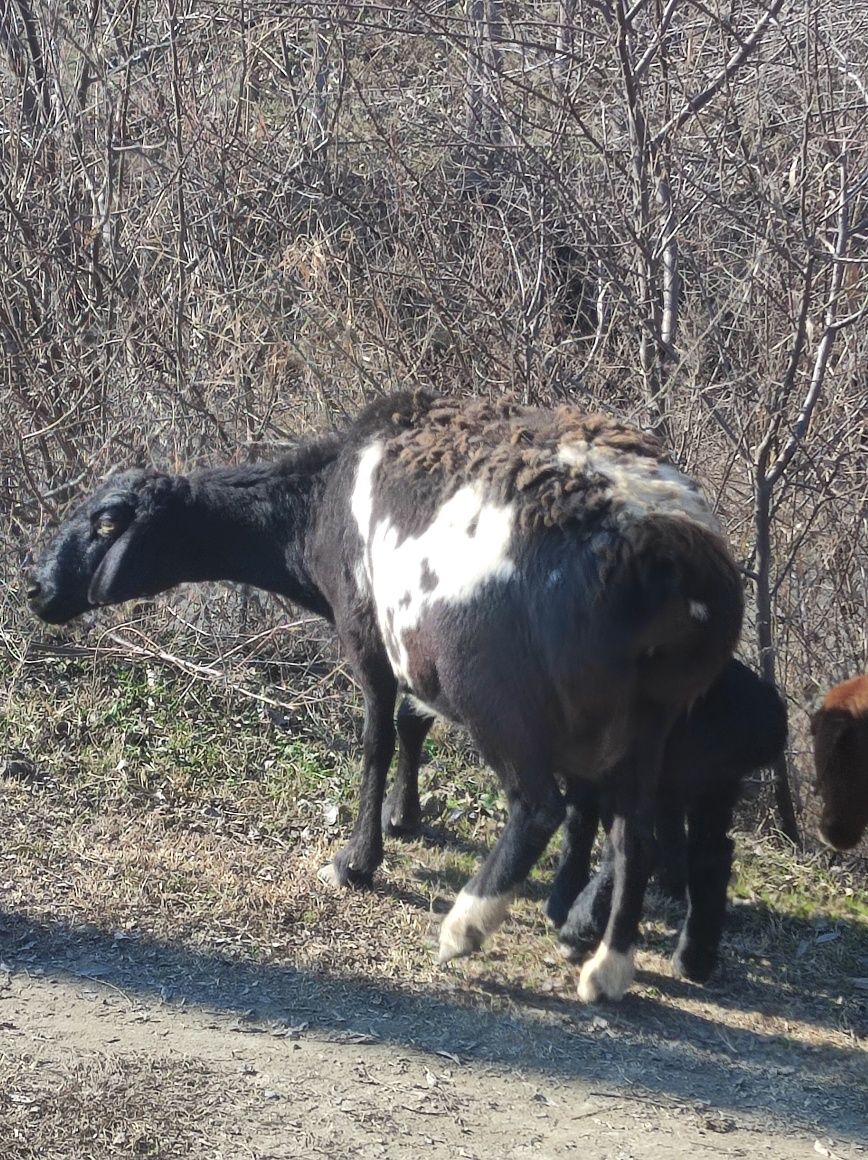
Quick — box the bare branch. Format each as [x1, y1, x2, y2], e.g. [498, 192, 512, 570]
[766, 151, 852, 488]
[654, 0, 789, 145]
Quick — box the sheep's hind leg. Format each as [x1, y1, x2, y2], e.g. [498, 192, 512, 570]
[381, 700, 434, 838]
[671, 785, 738, 983]
[654, 798, 688, 902]
[438, 775, 565, 963]
[577, 709, 672, 1003]
[557, 836, 615, 961]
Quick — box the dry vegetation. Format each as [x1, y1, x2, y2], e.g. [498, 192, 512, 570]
[0, 3, 867, 1153]
[2, 0, 866, 834]
[0, 655, 866, 1156]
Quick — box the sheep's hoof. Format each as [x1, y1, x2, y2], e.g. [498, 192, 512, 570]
[577, 943, 635, 1003]
[381, 794, 422, 840]
[318, 844, 378, 889]
[437, 889, 511, 965]
[437, 918, 484, 965]
[544, 885, 575, 929]
[671, 939, 716, 984]
[556, 916, 602, 959]
[654, 870, 687, 904]
[317, 862, 343, 888]
[557, 940, 584, 963]
[316, 860, 374, 889]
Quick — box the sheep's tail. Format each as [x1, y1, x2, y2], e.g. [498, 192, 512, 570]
[616, 515, 744, 705]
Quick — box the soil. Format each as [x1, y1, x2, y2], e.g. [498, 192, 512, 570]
[1, 910, 865, 1160]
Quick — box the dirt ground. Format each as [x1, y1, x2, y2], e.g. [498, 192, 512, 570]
[1, 839, 866, 1160]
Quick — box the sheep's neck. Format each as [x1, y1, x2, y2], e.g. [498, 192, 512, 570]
[180, 470, 333, 619]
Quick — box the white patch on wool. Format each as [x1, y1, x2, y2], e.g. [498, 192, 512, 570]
[689, 600, 709, 621]
[358, 476, 515, 684]
[576, 941, 636, 1003]
[351, 442, 384, 552]
[557, 443, 722, 534]
[546, 567, 564, 590]
[437, 888, 513, 963]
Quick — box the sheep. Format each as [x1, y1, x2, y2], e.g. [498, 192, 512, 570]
[27, 391, 744, 1001]
[383, 660, 787, 984]
[811, 674, 868, 851]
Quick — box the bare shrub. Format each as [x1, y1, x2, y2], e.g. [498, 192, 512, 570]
[2, 0, 866, 840]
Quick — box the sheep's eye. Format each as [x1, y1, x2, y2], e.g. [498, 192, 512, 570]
[95, 516, 118, 538]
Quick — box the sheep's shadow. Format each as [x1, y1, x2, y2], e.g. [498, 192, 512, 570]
[370, 866, 867, 1040]
[1, 909, 864, 1145]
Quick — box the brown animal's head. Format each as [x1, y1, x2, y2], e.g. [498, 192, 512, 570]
[811, 678, 868, 851]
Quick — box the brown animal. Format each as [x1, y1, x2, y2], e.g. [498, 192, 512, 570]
[811, 675, 868, 850]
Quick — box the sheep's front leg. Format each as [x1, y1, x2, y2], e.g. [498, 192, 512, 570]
[438, 776, 565, 963]
[381, 699, 434, 838]
[320, 649, 397, 889]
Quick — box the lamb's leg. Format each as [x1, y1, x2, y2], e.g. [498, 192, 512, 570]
[654, 797, 688, 902]
[557, 835, 615, 959]
[578, 708, 672, 1002]
[671, 785, 738, 983]
[320, 643, 397, 888]
[381, 700, 434, 838]
[546, 782, 601, 928]
[438, 774, 565, 963]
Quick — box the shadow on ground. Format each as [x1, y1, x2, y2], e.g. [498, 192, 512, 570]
[1, 908, 865, 1144]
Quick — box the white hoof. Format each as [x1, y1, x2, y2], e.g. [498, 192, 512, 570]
[437, 889, 511, 965]
[317, 862, 342, 888]
[577, 943, 635, 1003]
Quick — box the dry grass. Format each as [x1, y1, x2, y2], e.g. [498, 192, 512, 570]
[1, 652, 866, 1155]
[0, 1055, 224, 1159]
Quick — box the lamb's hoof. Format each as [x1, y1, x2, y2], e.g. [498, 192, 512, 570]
[437, 889, 511, 965]
[671, 941, 716, 985]
[577, 943, 635, 1003]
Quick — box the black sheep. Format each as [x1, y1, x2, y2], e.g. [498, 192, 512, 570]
[27, 392, 743, 1001]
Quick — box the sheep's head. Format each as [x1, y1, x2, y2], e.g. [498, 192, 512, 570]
[26, 469, 188, 623]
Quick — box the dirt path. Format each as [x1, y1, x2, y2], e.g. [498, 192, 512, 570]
[1, 918, 865, 1160]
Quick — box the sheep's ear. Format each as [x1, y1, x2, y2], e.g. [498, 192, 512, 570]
[87, 522, 155, 606]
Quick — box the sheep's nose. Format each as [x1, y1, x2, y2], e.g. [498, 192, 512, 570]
[25, 577, 42, 602]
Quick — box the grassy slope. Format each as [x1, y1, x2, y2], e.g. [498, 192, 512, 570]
[1, 653, 866, 1034]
